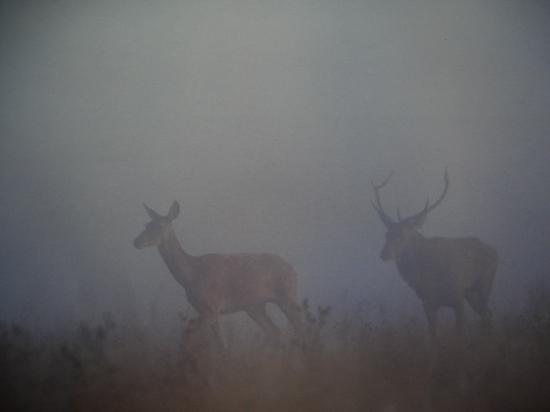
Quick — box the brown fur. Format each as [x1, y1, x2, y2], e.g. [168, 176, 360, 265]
[372, 171, 498, 339]
[134, 201, 302, 344]
[393, 231, 498, 337]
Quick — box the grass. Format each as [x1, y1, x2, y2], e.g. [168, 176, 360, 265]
[2, 291, 550, 412]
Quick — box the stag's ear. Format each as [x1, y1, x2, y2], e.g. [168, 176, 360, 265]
[410, 210, 428, 228]
[143, 203, 161, 220]
[167, 201, 180, 221]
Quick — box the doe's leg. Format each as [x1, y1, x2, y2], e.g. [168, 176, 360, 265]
[246, 304, 281, 344]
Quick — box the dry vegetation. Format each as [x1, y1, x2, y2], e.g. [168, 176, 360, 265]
[2, 288, 550, 412]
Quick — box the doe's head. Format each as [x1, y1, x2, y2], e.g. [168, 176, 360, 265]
[133, 201, 180, 249]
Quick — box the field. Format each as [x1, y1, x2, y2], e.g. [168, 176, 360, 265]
[2, 290, 550, 412]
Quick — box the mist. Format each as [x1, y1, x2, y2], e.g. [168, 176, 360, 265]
[2, 0, 550, 334]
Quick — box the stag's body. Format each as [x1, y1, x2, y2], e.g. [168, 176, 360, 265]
[134, 201, 302, 344]
[395, 235, 497, 332]
[372, 170, 498, 339]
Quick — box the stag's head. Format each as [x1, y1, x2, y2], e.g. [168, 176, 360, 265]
[133, 201, 180, 249]
[372, 170, 449, 261]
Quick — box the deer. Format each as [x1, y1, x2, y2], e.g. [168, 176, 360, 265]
[371, 170, 498, 342]
[133, 201, 303, 346]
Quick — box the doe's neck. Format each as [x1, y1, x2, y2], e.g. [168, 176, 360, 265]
[157, 229, 194, 285]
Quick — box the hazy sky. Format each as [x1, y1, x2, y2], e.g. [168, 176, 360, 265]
[1, 0, 549, 331]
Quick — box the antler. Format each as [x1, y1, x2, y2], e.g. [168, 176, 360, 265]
[371, 171, 395, 228]
[404, 168, 449, 224]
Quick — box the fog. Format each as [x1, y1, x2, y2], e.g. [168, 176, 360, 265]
[1, 0, 550, 333]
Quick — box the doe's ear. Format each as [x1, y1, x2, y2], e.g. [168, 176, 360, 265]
[143, 203, 161, 220]
[167, 200, 180, 221]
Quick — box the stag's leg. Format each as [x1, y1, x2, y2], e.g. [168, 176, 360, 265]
[453, 302, 469, 393]
[470, 249, 498, 330]
[465, 288, 493, 329]
[246, 304, 281, 344]
[453, 302, 465, 342]
[423, 302, 439, 377]
[423, 302, 438, 341]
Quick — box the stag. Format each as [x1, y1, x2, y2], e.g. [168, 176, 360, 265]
[133, 201, 302, 345]
[371, 170, 497, 340]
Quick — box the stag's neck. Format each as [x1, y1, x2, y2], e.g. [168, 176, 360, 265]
[396, 231, 428, 277]
[157, 229, 195, 287]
